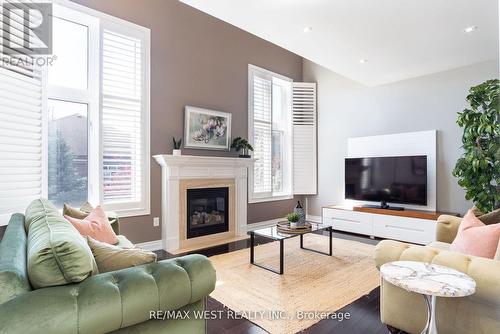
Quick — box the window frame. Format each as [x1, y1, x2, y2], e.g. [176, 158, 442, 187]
[47, 4, 100, 205]
[248, 64, 293, 203]
[50, 0, 151, 217]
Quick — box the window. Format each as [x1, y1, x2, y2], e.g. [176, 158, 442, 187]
[248, 65, 292, 202]
[47, 5, 97, 208]
[0, 1, 150, 224]
[47, 100, 89, 207]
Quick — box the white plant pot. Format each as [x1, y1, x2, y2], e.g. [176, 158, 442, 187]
[289, 221, 297, 229]
[173, 149, 182, 156]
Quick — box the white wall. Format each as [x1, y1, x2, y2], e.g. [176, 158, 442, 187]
[303, 59, 499, 216]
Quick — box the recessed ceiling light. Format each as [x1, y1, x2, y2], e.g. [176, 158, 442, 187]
[359, 59, 368, 64]
[464, 26, 478, 33]
[303, 26, 312, 33]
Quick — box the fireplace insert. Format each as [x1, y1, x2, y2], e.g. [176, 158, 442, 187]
[186, 187, 229, 239]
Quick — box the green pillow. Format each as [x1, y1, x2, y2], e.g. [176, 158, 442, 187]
[62, 203, 88, 220]
[25, 199, 98, 288]
[86, 237, 157, 273]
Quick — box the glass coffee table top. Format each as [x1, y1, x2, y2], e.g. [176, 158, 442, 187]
[250, 221, 334, 240]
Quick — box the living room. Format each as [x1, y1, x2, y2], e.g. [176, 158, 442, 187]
[0, 0, 498, 334]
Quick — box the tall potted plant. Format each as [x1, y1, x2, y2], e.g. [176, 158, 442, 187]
[453, 79, 499, 213]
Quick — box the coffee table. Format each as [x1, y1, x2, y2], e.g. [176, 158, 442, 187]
[249, 221, 333, 275]
[380, 261, 476, 334]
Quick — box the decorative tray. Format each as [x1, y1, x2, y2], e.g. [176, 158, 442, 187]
[276, 221, 312, 234]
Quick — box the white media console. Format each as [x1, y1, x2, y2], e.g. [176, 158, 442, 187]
[325, 130, 444, 245]
[322, 206, 453, 245]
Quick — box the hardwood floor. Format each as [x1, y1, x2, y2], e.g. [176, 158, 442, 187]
[300, 288, 385, 334]
[156, 230, 394, 334]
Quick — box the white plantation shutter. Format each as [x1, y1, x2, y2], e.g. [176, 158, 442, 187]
[0, 1, 43, 77]
[101, 23, 150, 215]
[0, 2, 45, 224]
[252, 75, 272, 195]
[292, 82, 317, 194]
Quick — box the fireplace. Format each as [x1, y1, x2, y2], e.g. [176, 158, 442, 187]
[187, 187, 229, 239]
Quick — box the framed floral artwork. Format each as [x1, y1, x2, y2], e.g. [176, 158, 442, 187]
[184, 106, 232, 150]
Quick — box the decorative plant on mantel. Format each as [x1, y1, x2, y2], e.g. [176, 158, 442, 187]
[172, 137, 182, 156]
[452, 79, 499, 213]
[231, 137, 254, 158]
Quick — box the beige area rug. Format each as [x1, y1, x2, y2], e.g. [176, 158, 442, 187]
[209, 234, 380, 334]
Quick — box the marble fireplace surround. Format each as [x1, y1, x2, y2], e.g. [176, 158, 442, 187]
[153, 155, 254, 251]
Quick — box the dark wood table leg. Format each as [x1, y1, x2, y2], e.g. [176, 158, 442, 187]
[300, 233, 303, 248]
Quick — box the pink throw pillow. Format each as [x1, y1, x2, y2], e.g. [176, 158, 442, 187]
[65, 206, 119, 245]
[450, 209, 500, 259]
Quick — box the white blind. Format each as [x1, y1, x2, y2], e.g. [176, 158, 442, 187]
[0, 1, 44, 224]
[102, 29, 144, 205]
[252, 75, 272, 194]
[292, 82, 317, 195]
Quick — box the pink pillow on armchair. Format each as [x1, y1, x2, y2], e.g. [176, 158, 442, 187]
[65, 206, 119, 245]
[450, 210, 500, 259]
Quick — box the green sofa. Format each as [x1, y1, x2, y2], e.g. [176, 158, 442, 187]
[0, 206, 216, 334]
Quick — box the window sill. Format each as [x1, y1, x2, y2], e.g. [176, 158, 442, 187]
[105, 206, 150, 218]
[248, 195, 294, 204]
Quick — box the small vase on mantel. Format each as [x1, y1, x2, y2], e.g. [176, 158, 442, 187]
[294, 201, 306, 227]
[173, 149, 182, 156]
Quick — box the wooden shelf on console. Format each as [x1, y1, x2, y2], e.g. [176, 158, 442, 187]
[351, 207, 460, 220]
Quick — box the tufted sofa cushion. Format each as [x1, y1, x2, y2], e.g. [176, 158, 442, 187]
[25, 199, 98, 288]
[0, 254, 216, 334]
[435, 214, 462, 243]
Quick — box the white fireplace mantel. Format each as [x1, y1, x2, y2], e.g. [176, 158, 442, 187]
[153, 154, 255, 251]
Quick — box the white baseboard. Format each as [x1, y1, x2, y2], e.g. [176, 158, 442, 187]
[135, 239, 163, 251]
[243, 218, 285, 232]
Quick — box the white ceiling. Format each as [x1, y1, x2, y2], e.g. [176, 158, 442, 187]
[180, 0, 499, 86]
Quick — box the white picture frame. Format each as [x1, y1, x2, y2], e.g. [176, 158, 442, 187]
[184, 106, 232, 150]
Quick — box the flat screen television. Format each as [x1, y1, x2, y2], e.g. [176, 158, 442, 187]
[345, 155, 427, 209]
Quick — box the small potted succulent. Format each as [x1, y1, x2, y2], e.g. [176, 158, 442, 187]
[286, 212, 300, 229]
[172, 137, 182, 156]
[231, 137, 254, 158]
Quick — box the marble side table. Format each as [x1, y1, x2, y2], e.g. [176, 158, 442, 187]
[380, 261, 476, 334]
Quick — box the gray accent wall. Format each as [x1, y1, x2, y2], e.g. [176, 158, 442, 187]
[71, 0, 303, 243]
[303, 59, 499, 217]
